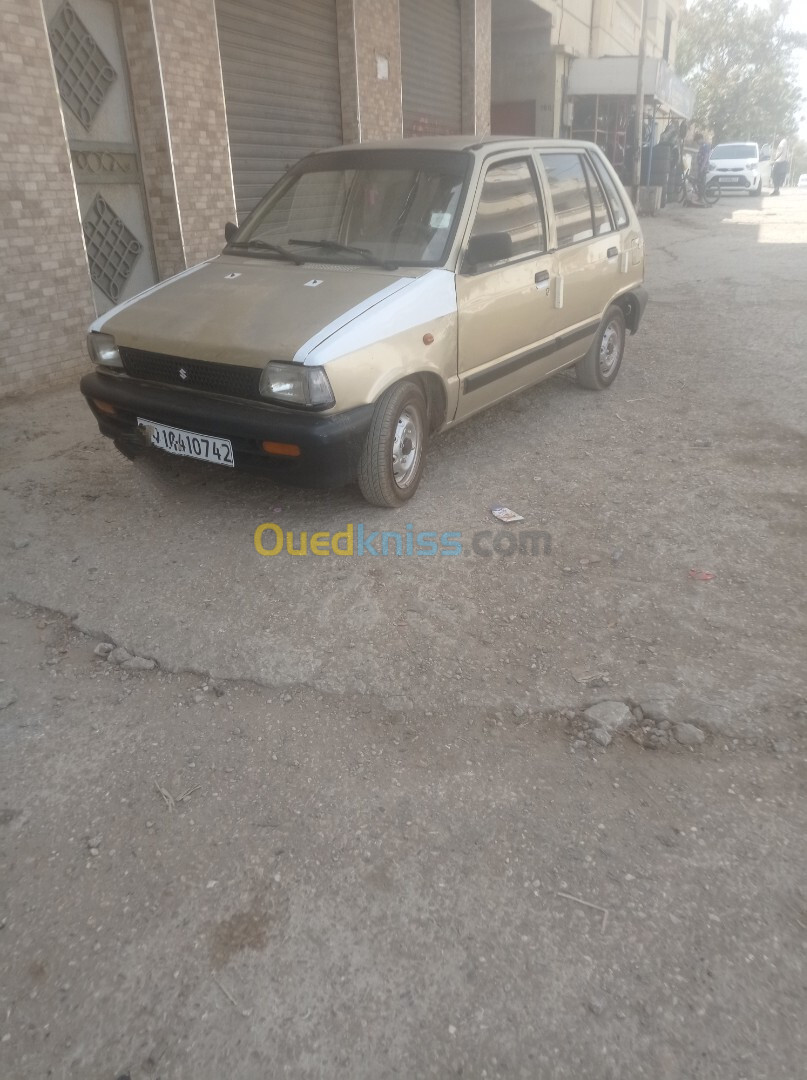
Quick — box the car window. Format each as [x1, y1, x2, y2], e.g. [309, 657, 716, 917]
[540, 153, 594, 248]
[588, 152, 629, 229]
[582, 156, 612, 236]
[469, 159, 546, 259]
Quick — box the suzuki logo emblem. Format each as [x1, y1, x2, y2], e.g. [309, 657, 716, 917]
[178, 367, 188, 380]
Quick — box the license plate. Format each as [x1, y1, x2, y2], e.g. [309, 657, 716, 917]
[720, 177, 740, 183]
[137, 418, 234, 467]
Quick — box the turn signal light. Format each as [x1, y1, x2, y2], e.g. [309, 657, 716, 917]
[92, 398, 117, 415]
[261, 440, 301, 457]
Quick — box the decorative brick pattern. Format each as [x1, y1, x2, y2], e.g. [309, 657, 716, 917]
[148, 0, 236, 268]
[0, 0, 96, 397]
[82, 192, 143, 302]
[48, 1, 117, 130]
[118, 0, 184, 279]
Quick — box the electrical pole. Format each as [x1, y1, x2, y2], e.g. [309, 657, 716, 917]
[632, 0, 649, 203]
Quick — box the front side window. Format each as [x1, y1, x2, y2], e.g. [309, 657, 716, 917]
[232, 151, 469, 267]
[540, 153, 594, 248]
[469, 159, 546, 259]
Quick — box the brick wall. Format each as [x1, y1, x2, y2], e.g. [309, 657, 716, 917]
[149, 0, 235, 268]
[0, 0, 95, 396]
[119, 0, 184, 280]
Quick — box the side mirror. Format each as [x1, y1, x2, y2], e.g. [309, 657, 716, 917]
[224, 221, 238, 244]
[464, 232, 513, 273]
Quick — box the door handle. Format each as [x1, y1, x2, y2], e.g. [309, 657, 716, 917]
[535, 270, 550, 284]
[607, 246, 618, 259]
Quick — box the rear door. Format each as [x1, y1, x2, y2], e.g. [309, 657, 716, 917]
[455, 157, 561, 421]
[537, 150, 622, 359]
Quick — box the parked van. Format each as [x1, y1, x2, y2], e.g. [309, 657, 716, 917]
[81, 137, 647, 506]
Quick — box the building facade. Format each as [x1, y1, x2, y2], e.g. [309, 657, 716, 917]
[491, 1, 687, 168]
[0, 0, 491, 397]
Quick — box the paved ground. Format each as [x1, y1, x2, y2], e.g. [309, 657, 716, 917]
[1, 189, 806, 1080]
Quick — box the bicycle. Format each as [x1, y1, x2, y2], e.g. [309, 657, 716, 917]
[680, 168, 721, 207]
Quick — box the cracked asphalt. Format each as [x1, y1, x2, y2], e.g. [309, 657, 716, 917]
[1, 190, 806, 1080]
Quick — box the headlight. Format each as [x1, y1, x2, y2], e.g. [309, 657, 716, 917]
[259, 362, 335, 408]
[87, 332, 122, 368]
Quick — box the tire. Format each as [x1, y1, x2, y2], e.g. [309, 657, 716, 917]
[358, 380, 428, 507]
[749, 182, 762, 197]
[703, 179, 721, 206]
[576, 306, 626, 390]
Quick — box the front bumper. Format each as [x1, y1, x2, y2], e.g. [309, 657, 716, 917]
[80, 371, 374, 487]
[709, 174, 755, 190]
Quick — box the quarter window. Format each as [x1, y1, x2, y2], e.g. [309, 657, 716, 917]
[589, 152, 629, 229]
[583, 156, 613, 236]
[540, 153, 594, 248]
[469, 159, 546, 259]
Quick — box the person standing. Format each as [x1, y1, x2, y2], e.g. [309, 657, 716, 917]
[772, 137, 789, 195]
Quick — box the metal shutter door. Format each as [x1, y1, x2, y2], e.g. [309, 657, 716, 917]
[216, 0, 342, 220]
[401, 0, 462, 136]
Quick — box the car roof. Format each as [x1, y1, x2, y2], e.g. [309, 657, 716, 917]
[314, 135, 600, 156]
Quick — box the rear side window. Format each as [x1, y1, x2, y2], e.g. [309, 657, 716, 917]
[540, 153, 594, 248]
[582, 156, 612, 236]
[470, 159, 546, 258]
[589, 152, 629, 229]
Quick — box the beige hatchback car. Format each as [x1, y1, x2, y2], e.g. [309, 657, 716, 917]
[81, 136, 646, 506]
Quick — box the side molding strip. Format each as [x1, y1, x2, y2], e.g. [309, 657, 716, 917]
[462, 319, 600, 394]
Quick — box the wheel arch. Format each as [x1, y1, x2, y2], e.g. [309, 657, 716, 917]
[612, 291, 643, 335]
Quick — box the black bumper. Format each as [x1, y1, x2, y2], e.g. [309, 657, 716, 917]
[80, 371, 374, 488]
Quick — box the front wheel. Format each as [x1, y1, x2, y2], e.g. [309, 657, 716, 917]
[358, 380, 428, 507]
[703, 179, 721, 206]
[576, 306, 626, 390]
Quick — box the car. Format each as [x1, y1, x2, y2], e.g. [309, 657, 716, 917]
[798, 174, 807, 189]
[705, 141, 770, 196]
[80, 136, 647, 507]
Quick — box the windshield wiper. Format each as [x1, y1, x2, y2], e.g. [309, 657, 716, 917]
[228, 239, 305, 265]
[288, 238, 397, 270]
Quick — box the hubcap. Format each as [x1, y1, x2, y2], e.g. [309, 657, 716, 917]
[599, 321, 622, 378]
[392, 405, 422, 488]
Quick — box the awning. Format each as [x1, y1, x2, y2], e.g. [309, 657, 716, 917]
[566, 56, 695, 120]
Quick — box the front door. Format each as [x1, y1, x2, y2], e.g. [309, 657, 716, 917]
[455, 157, 561, 421]
[46, 0, 157, 314]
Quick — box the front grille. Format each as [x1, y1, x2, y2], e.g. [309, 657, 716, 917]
[119, 347, 263, 401]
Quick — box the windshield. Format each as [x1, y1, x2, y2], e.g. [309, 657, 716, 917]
[230, 149, 471, 268]
[710, 143, 758, 160]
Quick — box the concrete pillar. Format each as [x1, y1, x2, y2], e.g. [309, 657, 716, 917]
[118, 0, 184, 279]
[462, 0, 491, 136]
[146, 0, 236, 267]
[336, 0, 403, 143]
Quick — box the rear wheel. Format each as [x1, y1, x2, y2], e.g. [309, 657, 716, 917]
[576, 306, 626, 390]
[358, 380, 428, 507]
[703, 178, 721, 206]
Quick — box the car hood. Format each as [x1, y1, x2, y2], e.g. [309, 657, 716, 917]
[93, 255, 417, 367]
[709, 158, 757, 168]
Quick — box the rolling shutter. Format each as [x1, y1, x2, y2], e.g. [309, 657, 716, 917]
[216, 0, 343, 220]
[401, 0, 463, 136]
